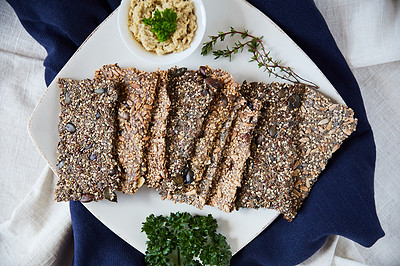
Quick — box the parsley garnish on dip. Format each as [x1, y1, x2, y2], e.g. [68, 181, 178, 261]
[128, 0, 197, 55]
[142, 8, 178, 43]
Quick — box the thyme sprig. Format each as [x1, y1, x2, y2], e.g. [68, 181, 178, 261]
[201, 27, 318, 88]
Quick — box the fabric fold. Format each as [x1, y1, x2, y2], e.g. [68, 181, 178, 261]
[0, 167, 73, 265]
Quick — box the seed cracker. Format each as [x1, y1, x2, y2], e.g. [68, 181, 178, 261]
[145, 70, 171, 188]
[55, 75, 120, 202]
[163, 66, 244, 209]
[116, 67, 159, 194]
[208, 97, 262, 212]
[236, 82, 357, 221]
[287, 83, 357, 220]
[159, 67, 219, 200]
[236, 82, 300, 217]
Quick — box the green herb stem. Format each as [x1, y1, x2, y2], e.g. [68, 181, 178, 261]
[177, 246, 181, 266]
[201, 27, 318, 88]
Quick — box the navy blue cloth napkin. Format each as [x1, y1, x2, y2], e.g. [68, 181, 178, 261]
[7, 0, 384, 264]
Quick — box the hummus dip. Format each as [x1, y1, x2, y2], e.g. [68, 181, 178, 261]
[128, 0, 197, 55]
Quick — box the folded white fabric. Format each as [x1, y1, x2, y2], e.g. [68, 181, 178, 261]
[0, 0, 47, 222]
[315, 0, 400, 68]
[0, 1, 73, 264]
[300, 236, 368, 266]
[0, 167, 72, 265]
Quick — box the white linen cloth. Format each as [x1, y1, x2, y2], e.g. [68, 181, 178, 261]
[0, 1, 72, 264]
[315, 0, 400, 68]
[0, 0, 399, 265]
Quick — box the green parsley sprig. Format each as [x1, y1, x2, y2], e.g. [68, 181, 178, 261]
[141, 212, 232, 266]
[142, 8, 177, 43]
[201, 27, 318, 88]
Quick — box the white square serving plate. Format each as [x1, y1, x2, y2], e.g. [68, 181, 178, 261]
[28, 0, 345, 255]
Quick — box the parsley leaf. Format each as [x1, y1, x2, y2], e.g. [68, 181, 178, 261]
[141, 212, 232, 266]
[142, 8, 178, 43]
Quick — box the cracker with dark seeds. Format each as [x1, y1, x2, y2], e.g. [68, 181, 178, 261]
[196, 97, 246, 207]
[55, 75, 120, 202]
[286, 83, 357, 220]
[239, 81, 270, 106]
[236, 82, 357, 221]
[164, 66, 244, 209]
[236, 82, 300, 217]
[208, 98, 262, 212]
[116, 67, 159, 194]
[159, 67, 219, 200]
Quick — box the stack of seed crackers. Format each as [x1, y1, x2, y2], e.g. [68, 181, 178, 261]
[55, 64, 357, 221]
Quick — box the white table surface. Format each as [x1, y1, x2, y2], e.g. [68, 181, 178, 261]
[0, 0, 399, 265]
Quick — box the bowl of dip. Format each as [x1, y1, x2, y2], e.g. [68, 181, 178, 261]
[118, 0, 206, 65]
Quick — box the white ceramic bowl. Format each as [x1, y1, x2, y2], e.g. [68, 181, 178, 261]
[118, 0, 206, 65]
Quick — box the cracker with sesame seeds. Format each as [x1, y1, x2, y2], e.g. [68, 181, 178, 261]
[286, 83, 357, 220]
[236, 82, 300, 218]
[115, 67, 159, 195]
[162, 66, 244, 209]
[145, 69, 171, 189]
[55, 75, 121, 203]
[236, 82, 357, 221]
[207, 98, 262, 212]
[158, 67, 219, 201]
